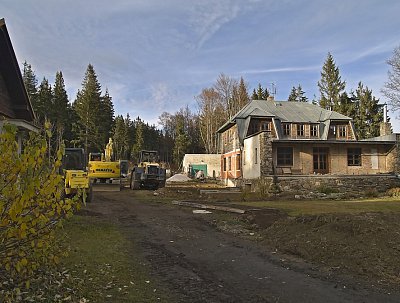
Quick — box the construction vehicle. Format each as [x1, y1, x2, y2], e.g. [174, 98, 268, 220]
[130, 150, 166, 190]
[62, 148, 92, 202]
[88, 138, 121, 191]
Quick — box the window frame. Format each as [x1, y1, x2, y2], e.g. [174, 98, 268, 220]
[310, 124, 319, 137]
[277, 147, 293, 166]
[283, 123, 291, 136]
[338, 125, 347, 138]
[347, 148, 362, 166]
[297, 124, 304, 137]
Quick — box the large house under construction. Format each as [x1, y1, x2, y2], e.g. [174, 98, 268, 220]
[217, 98, 399, 192]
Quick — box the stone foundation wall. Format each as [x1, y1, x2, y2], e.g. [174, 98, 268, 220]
[242, 174, 400, 196]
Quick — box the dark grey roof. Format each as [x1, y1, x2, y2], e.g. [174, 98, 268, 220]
[218, 100, 352, 133]
[0, 18, 35, 122]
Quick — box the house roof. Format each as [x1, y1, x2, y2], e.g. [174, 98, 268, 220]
[0, 18, 35, 122]
[217, 100, 352, 133]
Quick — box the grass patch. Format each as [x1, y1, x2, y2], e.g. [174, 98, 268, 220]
[58, 215, 173, 302]
[234, 198, 400, 216]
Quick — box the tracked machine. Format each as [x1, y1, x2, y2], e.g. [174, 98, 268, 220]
[130, 150, 166, 190]
[88, 138, 122, 191]
[62, 148, 92, 202]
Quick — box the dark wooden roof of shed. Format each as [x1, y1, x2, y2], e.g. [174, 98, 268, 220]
[0, 18, 35, 121]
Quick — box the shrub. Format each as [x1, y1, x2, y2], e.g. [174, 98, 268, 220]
[387, 187, 400, 197]
[316, 185, 339, 195]
[0, 123, 81, 300]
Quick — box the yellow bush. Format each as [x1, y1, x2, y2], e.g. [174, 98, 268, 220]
[0, 123, 81, 299]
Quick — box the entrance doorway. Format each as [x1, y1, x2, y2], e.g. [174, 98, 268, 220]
[313, 147, 329, 174]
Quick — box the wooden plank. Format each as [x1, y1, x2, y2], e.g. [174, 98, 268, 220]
[172, 200, 245, 214]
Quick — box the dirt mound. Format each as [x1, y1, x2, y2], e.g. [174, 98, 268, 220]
[166, 173, 191, 182]
[262, 212, 400, 291]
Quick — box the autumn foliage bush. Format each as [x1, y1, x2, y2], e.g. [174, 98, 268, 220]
[0, 123, 82, 300]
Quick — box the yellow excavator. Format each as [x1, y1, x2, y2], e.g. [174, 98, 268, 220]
[62, 148, 92, 202]
[88, 138, 121, 191]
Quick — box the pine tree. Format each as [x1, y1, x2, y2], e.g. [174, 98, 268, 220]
[263, 87, 270, 100]
[113, 115, 130, 160]
[36, 78, 53, 124]
[251, 89, 258, 100]
[53, 71, 73, 145]
[173, 115, 189, 166]
[288, 86, 297, 102]
[318, 53, 346, 110]
[98, 89, 115, 148]
[352, 82, 383, 139]
[131, 117, 144, 163]
[256, 83, 264, 100]
[22, 61, 38, 117]
[73, 64, 103, 153]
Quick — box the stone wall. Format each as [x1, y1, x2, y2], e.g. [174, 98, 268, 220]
[242, 174, 400, 196]
[259, 132, 273, 176]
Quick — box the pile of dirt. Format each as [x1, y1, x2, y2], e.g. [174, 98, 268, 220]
[166, 173, 191, 183]
[261, 212, 400, 291]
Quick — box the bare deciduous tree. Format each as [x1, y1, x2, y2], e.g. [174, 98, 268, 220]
[382, 46, 400, 112]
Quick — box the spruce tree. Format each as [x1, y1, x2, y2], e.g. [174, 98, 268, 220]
[73, 64, 103, 153]
[352, 82, 383, 139]
[251, 89, 258, 100]
[98, 89, 115, 147]
[131, 117, 144, 163]
[22, 61, 38, 117]
[113, 115, 129, 160]
[36, 78, 53, 124]
[53, 71, 73, 145]
[256, 83, 264, 100]
[318, 53, 346, 110]
[288, 86, 297, 102]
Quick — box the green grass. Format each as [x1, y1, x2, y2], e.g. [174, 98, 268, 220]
[58, 215, 172, 302]
[234, 198, 400, 216]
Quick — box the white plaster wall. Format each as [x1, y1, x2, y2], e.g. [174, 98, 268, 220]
[243, 135, 261, 179]
[182, 154, 221, 177]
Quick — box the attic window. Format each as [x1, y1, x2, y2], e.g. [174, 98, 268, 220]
[311, 124, 318, 137]
[338, 125, 347, 138]
[283, 124, 291, 136]
[297, 124, 305, 137]
[261, 121, 271, 131]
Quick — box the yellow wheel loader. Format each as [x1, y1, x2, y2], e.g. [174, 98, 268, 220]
[62, 148, 92, 202]
[130, 150, 166, 190]
[88, 138, 122, 191]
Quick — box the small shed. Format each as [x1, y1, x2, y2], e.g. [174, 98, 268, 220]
[182, 154, 221, 178]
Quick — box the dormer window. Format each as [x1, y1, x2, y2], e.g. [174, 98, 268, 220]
[261, 121, 271, 131]
[338, 125, 347, 138]
[297, 124, 305, 136]
[311, 124, 319, 137]
[283, 123, 291, 136]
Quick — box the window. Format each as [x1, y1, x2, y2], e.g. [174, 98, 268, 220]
[283, 123, 291, 136]
[250, 121, 260, 134]
[261, 121, 271, 131]
[243, 151, 246, 165]
[338, 125, 347, 138]
[228, 157, 232, 171]
[236, 154, 241, 170]
[223, 158, 227, 171]
[311, 124, 319, 137]
[297, 124, 304, 136]
[348, 148, 361, 166]
[255, 148, 258, 164]
[277, 147, 293, 166]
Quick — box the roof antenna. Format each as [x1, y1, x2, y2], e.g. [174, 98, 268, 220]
[270, 82, 277, 98]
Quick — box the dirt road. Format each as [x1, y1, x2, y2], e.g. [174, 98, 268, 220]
[84, 190, 399, 303]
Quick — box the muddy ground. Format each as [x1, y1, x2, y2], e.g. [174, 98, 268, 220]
[81, 186, 400, 303]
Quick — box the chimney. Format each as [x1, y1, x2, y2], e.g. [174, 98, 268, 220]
[380, 122, 393, 137]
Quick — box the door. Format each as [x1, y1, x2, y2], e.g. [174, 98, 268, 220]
[313, 147, 329, 174]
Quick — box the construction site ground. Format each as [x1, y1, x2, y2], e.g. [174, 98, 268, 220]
[60, 182, 400, 302]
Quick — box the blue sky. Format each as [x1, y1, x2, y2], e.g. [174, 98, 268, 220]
[2, 0, 400, 130]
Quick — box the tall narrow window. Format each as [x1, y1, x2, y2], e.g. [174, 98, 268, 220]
[297, 124, 304, 136]
[255, 148, 258, 164]
[236, 154, 241, 170]
[283, 123, 291, 136]
[311, 124, 319, 137]
[228, 157, 232, 171]
[338, 125, 347, 138]
[223, 158, 227, 171]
